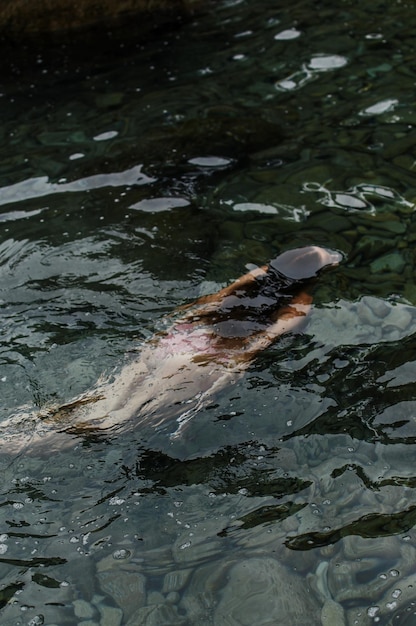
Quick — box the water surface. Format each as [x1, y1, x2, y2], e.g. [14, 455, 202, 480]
[1, 0, 416, 624]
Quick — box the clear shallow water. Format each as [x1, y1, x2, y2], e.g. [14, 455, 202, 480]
[1, 0, 416, 624]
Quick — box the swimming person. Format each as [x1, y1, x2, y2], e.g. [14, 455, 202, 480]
[0, 245, 341, 456]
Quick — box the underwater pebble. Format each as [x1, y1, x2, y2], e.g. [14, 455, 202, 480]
[162, 568, 192, 593]
[370, 252, 406, 274]
[74, 599, 96, 619]
[148, 591, 165, 605]
[218, 220, 245, 241]
[99, 605, 123, 626]
[392, 154, 416, 171]
[125, 603, 187, 626]
[378, 220, 407, 235]
[165, 591, 180, 604]
[97, 569, 146, 620]
[243, 218, 276, 242]
[321, 598, 346, 626]
[327, 534, 406, 607]
[307, 213, 352, 233]
[214, 557, 320, 625]
[382, 130, 416, 159]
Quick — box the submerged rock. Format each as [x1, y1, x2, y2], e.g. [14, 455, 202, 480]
[126, 602, 187, 626]
[214, 557, 321, 625]
[96, 568, 146, 621]
[370, 251, 407, 275]
[99, 605, 123, 626]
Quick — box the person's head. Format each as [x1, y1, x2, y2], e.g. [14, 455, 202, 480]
[269, 246, 342, 281]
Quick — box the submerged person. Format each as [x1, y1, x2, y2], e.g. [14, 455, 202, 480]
[0, 245, 341, 455]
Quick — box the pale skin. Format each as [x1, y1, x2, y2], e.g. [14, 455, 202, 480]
[0, 245, 341, 456]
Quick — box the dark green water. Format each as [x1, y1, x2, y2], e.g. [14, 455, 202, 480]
[1, 0, 416, 624]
